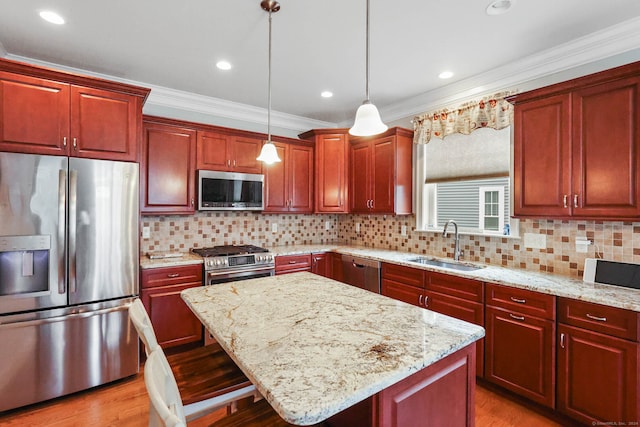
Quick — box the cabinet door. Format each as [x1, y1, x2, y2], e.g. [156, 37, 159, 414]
[311, 253, 331, 278]
[330, 253, 344, 282]
[350, 141, 371, 213]
[70, 85, 138, 161]
[141, 121, 196, 214]
[371, 136, 395, 213]
[513, 93, 572, 217]
[0, 72, 70, 155]
[231, 136, 263, 174]
[288, 144, 313, 213]
[485, 306, 555, 408]
[315, 134, 349, 213]
[381, 279, 424, 308]
[263, 142, 288, 212]
[141, 282, 203, 349]
[572, 77, 640, 218]
[196, 131, 230, 171]
[557, 324, 638, 424]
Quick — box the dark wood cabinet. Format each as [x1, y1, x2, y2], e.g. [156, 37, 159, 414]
[330, 252, 344, 282]
[264, 141, 313, 213]
[275, 254, 312, 275]
[557, 298, 639, 424]
[349, 127, 413, 215]
[196, 130, 262, 174]
[484, 284, 556, 408]
[311, 252, 331, 278]
[0, 66, 146, 161]
[299, 129, 350, 213]
[511, 61, 640, 220]
[141, 118, 197, 214]
[140, 265, 203, 349]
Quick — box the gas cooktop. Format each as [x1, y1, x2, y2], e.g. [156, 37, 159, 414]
[191, 245, 269, 258]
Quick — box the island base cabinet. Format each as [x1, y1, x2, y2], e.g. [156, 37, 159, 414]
[557, 324, 638, 425]
[378, 343, 476, 427]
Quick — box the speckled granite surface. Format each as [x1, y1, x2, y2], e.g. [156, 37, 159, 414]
[181, 272, 484, 425]
[270, 245, 640, 313]
[139, 252, 203, 269]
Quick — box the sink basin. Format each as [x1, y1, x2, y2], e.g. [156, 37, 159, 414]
[405, 257, 484, 272]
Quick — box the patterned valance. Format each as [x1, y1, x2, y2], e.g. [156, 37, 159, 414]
[412, 91, 515, 144]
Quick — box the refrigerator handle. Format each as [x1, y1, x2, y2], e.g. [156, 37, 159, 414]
[69, 169, 78, 294]
[58, 170, 67, 294]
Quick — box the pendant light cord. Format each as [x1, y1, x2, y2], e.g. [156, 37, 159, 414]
[267, 7, 273, 142]
[365, 0, 370, 103]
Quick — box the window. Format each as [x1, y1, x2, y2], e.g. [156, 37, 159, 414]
[415, 127, 517, 236]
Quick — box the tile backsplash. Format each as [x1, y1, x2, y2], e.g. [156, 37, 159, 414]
[141, 212, 640, 279]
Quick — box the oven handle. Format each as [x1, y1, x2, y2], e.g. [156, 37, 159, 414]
[206, 265, 276, 278]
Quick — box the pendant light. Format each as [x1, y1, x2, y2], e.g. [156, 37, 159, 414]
[257, 0, 282, 164]
[349, 0, 387, 137]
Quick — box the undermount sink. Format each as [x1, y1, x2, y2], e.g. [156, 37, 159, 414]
[405, 257, 485, 272]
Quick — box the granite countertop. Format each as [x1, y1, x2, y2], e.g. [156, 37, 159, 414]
[181, 272, 484, 425]
[139, 252, 203, 269]
[270, 244, 640, 313]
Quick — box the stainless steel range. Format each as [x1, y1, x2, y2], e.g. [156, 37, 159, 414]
[192, 245, 275, 285]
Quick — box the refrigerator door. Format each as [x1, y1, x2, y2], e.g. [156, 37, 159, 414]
[68, 158, 138, 305]
[0, 153, 68, 314]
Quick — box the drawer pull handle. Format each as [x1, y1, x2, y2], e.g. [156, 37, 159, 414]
[509, 313, 525, 321]
[419, 295, 423, 306]
[586, 313, 607, 322]
[424, 295, 429, 307]
[560, 333, 565, 349]
[510, 297, 526, 304]
[167, 273, 180, 278]
[563, 194, 568, 208]
[288, 261, 297, 264]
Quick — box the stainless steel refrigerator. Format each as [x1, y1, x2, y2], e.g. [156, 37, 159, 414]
[0, 152, 139, 412]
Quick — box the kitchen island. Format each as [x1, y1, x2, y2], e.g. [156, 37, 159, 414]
[181, 272, 485, 426]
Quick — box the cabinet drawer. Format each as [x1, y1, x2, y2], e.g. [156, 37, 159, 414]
[558, 298, 640, 341]
[382, 263, 425, 289]
[427, 272, 484, 303]
[141, 265, 203, 289]
[275, 254, 312, 274]
[486, 283, 555, 320]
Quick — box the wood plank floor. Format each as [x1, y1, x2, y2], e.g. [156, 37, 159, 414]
[0, 374, 563, 426]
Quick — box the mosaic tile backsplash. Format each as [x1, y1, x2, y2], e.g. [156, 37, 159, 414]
[141, 212, 640, 279]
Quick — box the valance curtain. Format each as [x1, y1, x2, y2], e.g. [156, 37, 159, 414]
[412, 91, 515, 145]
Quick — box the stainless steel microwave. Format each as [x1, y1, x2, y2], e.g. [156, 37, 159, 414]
[197, 170, 264, 211]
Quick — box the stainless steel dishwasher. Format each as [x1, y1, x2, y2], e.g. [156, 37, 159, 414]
[341, 255, 381, 293]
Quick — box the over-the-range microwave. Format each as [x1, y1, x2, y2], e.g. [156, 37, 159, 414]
[197, 170, 264, 211]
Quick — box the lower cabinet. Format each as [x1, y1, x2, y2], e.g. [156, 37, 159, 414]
[557, 298, 639, 424]
[484, 284, 556, 408]
[140, 265, 203, 349]
[311, 252, 331, 278]
[275, 254, 312, 275]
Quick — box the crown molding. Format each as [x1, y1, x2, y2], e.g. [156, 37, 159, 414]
[377, 16, 640, 124]
[5, 54, 336, 133]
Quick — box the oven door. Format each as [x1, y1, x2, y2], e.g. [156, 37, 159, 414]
[205, 265, 275, 286]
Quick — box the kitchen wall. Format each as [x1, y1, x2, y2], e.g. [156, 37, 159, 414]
[141, 211, 640, 279]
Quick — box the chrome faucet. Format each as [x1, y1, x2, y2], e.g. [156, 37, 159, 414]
[442, 220, 462, 261]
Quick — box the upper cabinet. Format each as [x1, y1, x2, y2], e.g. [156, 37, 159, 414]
[0, 58, 149, 161]
[196, 130, 263, 174]
[349, 127, 413, 215]
[510, 61, 640, 220]
[141, 117, 197, 215]
[264, 141, 313, 213]
[300, 129, 350, 213]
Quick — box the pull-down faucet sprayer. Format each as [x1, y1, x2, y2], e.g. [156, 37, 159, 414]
[442, 220, 462, 261]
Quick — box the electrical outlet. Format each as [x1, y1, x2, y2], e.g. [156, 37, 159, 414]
[523, 232, 546, 249]
[356, 223, 361, 233]
[142, 226, 150, 239]
[271, 223, 278, 233]
[325, 220, 331, 230]
[401, 225, 407, 236]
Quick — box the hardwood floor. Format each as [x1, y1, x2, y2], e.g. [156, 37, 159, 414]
[0, 374, 563, 426]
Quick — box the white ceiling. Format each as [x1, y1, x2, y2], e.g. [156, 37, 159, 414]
[2, 0, 640, 132]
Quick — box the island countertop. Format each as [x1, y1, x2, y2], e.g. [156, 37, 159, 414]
[181, 272, 485, 426]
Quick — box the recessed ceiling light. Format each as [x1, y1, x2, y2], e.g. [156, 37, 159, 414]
[438, 71, 454, 79]
[216, 61, 232, 71]
[486, 0, 514, 15]
[39, 10, 65, 25]
[321, 91, 333, 98]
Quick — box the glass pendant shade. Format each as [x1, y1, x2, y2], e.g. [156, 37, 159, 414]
[349, 101, 388, 136]
[257, 141, 281, 164]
